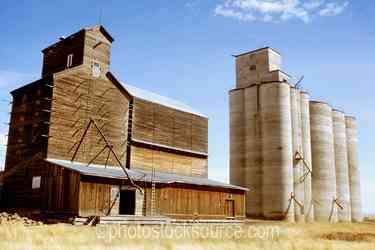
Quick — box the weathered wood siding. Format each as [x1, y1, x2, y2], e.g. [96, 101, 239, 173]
[47, 66, 130, 166]
[78, 176, 146, 217]
[5, 79, 52, 172]
[42, 30, 85, 77]
[3, 78, 53, 208]
[159, 186, 245, 219]
[41, 164, 80, 214]
[132, 98, 208, 153]
[83, 28, 111, 74]
[70, 174, 246, 220]
[79, 181, 111, 217]
[42, 26, 112, 78]
[3, 158, 80, 213]
[131, 98, 208, 177]
[131, 146, 208, 177]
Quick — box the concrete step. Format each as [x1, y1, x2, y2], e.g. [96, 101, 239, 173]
[99, 215, 171, 225]
[170, 219, 245, 224]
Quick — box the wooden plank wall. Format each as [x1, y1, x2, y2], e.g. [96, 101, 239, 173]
[5, 80, 52, 172]
[79, 181, 111, 217]
[132, 98, 208, 153]
[131, 146, 208, 177]
[41, 164, 80, 214]
[3, 27, 117, 210]
[3, 155, 48, 208]
[77, 177, 154, 217]
[42, 30, 85, 77]
[158, 186, 245, 219]
[3, 79, 53, 208]
[131, 98, 208, 177]
[83, 28, 111, 74]
[3, 158, 80, 213]
[47, 66, 130, 166]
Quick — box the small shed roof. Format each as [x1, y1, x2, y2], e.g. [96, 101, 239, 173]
[122, 83, 208, 118]
[45, 158, 247, 191]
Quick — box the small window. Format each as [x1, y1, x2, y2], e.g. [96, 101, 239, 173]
[92, 62, 101, 78]
[67, 54, 73, 68]
[32, 176, 41, 189]
[250, 65, 257, 71]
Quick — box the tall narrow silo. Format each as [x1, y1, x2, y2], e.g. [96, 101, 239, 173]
[244, 85, 263, 217]
[229, 89, 246, 189]
[300, 91, 313, 222]
[310, 101, 337, 222]
[290, 87, 304, 222]
[260, 82, 294, 221]
[345, 116, 363, 222]
[332, 110, 351, 222]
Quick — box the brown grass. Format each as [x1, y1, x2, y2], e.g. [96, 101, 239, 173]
[320, 232, 375, 242]
[1, 220, 375, 250]
[365, 216, 375, 223]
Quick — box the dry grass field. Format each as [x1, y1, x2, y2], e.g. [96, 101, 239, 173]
[0, 217, 375, 250]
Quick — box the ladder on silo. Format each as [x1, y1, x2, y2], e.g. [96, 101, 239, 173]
[151, 166, 156, 216]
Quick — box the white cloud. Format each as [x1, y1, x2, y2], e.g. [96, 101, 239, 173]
[319, 1, 349, 16]
[303, 0, 324, 10]
[214, 0, 349, 23]
[215, 5, 256, 21]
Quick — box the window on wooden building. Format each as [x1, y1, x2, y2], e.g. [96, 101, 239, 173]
[92, 62, 101, 78]
[67, 54, 73, 68]
[32, 176, 41, 189]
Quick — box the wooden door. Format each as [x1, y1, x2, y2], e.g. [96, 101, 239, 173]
[225, 200, 235, 218]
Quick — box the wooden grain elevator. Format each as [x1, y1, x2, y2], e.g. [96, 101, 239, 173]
[2, 25, 247, 221]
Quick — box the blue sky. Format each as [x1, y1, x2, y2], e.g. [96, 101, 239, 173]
[0, 0, 374, 214]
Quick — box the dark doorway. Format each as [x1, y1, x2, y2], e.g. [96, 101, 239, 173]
[119, 190, 136, 215]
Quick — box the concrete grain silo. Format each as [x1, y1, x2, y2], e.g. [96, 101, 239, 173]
[300, 91, 314, 222]
[230, 47, 290, 219]
[345, 116, 363, 222]
[332, 110, 351, 222]
[229, 89, 245, 189]
[290, 87, 304, 222]
[229, 47, 361, 224]
[244, 85, 263, 217]
[260, 82, 294, 221]
[310, 101, 337, 222]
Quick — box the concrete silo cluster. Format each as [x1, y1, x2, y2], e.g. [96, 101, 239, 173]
[229, 47, 362, 223]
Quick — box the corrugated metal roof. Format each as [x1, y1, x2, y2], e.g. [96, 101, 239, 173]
[122, 83, 208, 118]
[45, 159, 247, 191]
